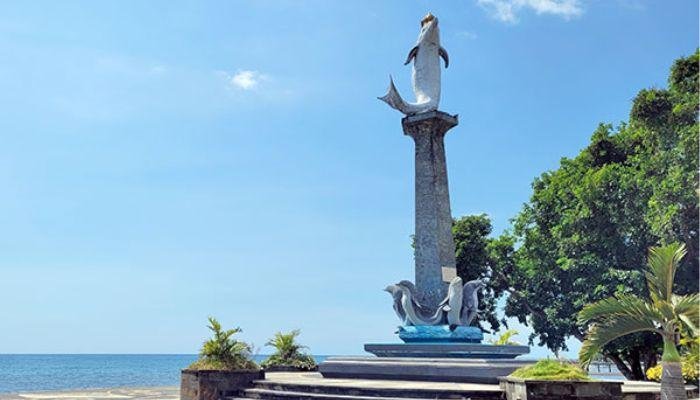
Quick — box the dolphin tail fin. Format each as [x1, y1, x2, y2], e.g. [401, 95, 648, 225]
[378, 76, 410, 114]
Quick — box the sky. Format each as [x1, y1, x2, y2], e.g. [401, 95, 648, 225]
[0, 0, 697, 358]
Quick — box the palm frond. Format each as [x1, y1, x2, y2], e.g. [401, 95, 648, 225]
[266, 330, 306, 356]
[655, 300, 678, 322]
[579, 316, 659, 368]
[673, 294, 700, 319]
[195, 317, 255, 370]
[207, 316, 222, 333]
[645, 243, 686, 303]
[578, 294, 663, 325]
[679, 314, 699, 338]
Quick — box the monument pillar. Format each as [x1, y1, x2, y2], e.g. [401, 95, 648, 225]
[402, 111, 458, 311]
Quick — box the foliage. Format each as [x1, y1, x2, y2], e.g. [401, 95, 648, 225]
[261, 353, 316, 370]
[578, 243, 698, 366]
[578, 243, 699, 398]
[510, 359, 591, 381]
[646, 360, 698, 384]
[488, 51, 699, 380]
[489, 329, 520, 345]
[647, 335, 699, 384]
[260, 330, 316, 371]
[452, 214, 506, 332]
[188, 317, 258, 371]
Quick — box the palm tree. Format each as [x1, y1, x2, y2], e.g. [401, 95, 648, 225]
[266, 330, 306, 360]
[578, 243, 699, 400]
[262, 330, 316, 370]
[195, 317, 256, 370]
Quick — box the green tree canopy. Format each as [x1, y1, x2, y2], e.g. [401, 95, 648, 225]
[452, 214, 515, 332]
[492, 51, 699, 380]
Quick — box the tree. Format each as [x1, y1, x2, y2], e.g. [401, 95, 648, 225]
[452, 214, 516, 333]
[578, 243, 699, 400]
[492, 51, 699, 379]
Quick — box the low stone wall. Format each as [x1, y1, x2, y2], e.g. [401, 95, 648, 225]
[500, 377, 623, 400]
[180, 369, 264, 400]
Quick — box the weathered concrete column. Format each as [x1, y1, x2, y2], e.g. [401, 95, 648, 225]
[402, 111, 458, 311]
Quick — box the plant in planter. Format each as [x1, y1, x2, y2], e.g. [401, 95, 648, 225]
[500, 359, 622, 400]
[260, 330, 317, 371]
[510, 359, 590, 381]
[181, 317, 264, 400]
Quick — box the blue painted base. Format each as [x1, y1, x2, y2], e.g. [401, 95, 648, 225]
[398, 325, 484, 343]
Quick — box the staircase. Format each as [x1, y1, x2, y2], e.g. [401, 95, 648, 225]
[226, 372, 503, 400]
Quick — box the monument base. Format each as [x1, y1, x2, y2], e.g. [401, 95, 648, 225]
[398, 325, 483, 343]
[364, 343, 530, 359]
[319, 356, 535, 384]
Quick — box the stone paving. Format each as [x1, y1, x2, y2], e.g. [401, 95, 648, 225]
[264, 371, 502, 392]
[0, 373, 696, 400]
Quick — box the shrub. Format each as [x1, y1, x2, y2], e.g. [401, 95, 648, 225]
[260, 330, 316, 371]
[188, 317, 258, 371]
[510, 359, 591, 381]
[646, 336, 699, 384]
[488, 329, 520, 345]
[646, 360, 698, 384]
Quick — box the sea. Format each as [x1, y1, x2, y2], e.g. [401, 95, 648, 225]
[0, 354, 329, 394]
[0, 355, 624, 394]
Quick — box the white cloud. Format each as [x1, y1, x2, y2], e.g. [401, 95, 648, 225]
[457, 31, 478, 40]
[477, 0, 583, 23]
[226, 70, 266, 90]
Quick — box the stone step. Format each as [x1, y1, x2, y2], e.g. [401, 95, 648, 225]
[239, 387, 461, 400]
[319, 357, 534, 384]
[247, 379, 500, 399]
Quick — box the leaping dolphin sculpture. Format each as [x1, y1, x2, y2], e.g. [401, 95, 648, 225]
[385, 283, 444, 326]
[385, 277, 486, 328]
[379, 13, 449, 115]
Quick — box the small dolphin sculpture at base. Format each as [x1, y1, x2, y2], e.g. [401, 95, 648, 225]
[385, 276, 485, 328]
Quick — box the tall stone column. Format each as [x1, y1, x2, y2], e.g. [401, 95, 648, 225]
[402, 111, 458, 311]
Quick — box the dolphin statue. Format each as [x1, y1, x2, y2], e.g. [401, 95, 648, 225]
[437, 277, 464, 328]
[385, 283, 444, 326]
[461, 279, 486, 326]
[379, 13, 449, 115]
[385, 284, 407, 323]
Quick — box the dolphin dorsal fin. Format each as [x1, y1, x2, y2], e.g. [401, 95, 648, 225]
[439, 47, 449, 68]
[404, 46, 419, 66]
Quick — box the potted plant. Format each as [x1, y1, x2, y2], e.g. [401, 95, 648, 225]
[181, 317, 264, 400]
[499, 359, 622, 400]
[260, 330, 317, 372]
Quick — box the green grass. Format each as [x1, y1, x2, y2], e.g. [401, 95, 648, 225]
[509, 359, 592, 381]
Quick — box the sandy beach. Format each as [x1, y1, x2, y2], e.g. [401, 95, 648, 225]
[0, 387, 179, 400]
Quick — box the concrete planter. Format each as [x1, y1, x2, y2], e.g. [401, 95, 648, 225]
[180, 369, 264, 400]
[263, 365, 317, 372]
[499, 377, 623, 400]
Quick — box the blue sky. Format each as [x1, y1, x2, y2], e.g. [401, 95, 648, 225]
[0, 0, 696, 357]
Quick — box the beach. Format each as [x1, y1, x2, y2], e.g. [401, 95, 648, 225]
[0, 387, 179, 400]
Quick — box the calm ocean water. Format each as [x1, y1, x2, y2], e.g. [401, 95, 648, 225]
[0, 354, 328, 394]
[0, 354, 623, 393]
